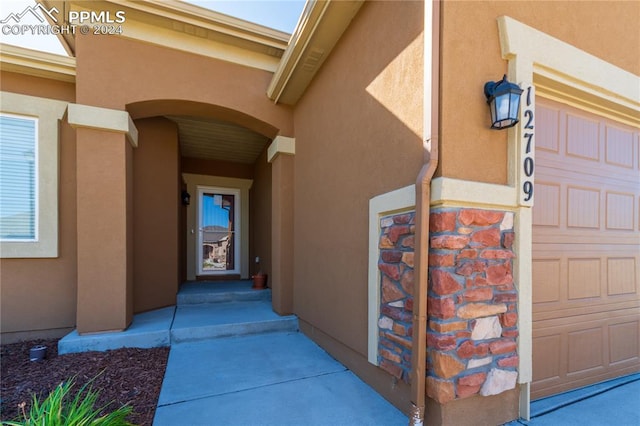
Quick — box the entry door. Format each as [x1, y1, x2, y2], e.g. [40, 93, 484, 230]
[197, 186, 241, 276]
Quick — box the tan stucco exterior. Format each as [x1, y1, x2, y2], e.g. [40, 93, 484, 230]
[1, 0, 638, 423]
[438, 0, 640, 184]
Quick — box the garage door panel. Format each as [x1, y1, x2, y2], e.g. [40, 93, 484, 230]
[567, 258, 601, 300]
[533, 97, 640, 398]
[605, 125, 635, 169]
[607, 257, 637, 296]
[532, 334, 562, 382]
[567, 327, 604, 373]
[609, 321, 639, 365]
[566, 112, 600, 161]
[606, 192, 635, 230]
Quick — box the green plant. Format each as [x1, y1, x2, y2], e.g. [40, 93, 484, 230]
[3, 377, 134, 426]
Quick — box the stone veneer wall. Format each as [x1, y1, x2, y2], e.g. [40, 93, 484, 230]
[427, 208, 518, 402]
[377, 207, 518, 402]
[377, 212, 416, 383]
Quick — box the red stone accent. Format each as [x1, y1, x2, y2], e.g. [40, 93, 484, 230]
[489, 339, 517, 355]
[471, 275, 489, 286]
[486, 263, 513, 285]
[393, 322, 408, 336]
[458, 209, 504, 227]
[457, 249, 478, 260]
[480, 249, 515, 259]
[471, 228, 501, 247]
[381, 250, 403, 263]
[500, 312, 518, 328]
[430, 211, 457, 232]
[393, 214, 412, 224]
[431, 270, 463, 295]
[502, 330, 519, 338]
[427, 376, 455, 404]
[430, 235, 470, 250]
[432, 352, 465, 379]
[405, 298, 414, 312]
[430, 320, 468, 333]
[382, 276, 404, 302]
[458, 372, 487, 387]
[498, 355, 519, 367]
[401, 269, 414, 295]
[380, 348, 402, 363]
[455, 260, 487, 277]
[379, 263, 401, 281]
[494, 292, 517, 303]
[427, 332, 457, 351]
[402, 252, 414, 267]
[402, 235, 415, 249]
[379, 236, 394, 249]
[429, 253, 455, 267]
[428, 296, 456, 319]
[463, 287, 493, 302]
[502, 231, 515, 249]
[381, 305, 412, 323]
[457, 384, 482, 398]
[384, 332, 412, 349]
[457, 340, 489, 358]
[388, 225, 411, 243]
[380, 359, 403, 379]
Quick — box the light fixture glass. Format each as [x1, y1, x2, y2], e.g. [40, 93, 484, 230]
[484, 75, 523, 129]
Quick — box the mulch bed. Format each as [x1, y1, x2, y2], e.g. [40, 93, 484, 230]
[1, 339, 169, 425]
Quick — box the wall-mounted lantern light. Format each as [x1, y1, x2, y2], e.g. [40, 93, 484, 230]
[181, 190, 191, 206]
[484, 74, 523, 130]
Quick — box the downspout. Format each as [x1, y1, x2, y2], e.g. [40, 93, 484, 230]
[409, 1, 440, 425]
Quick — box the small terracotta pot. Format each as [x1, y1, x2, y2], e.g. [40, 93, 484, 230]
[252, 273, 267, 290]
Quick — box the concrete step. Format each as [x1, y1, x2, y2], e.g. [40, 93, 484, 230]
[170, 300, 298, 344]
[177, 280, 270, 305]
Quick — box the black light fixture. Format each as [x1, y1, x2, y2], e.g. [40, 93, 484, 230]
[181, 190, 191, 206]
[484, 74, 523, 129]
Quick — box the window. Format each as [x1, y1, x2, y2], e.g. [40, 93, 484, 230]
[1, 91, 66, 258]
[0, 114, 38, 241]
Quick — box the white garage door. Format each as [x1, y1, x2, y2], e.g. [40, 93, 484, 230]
[531, 97, 640, 399]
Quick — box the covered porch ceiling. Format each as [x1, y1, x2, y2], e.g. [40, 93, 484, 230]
[165, 115, 270, 164]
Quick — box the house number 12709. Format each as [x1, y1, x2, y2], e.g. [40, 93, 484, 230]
[520, 85, 535, 205]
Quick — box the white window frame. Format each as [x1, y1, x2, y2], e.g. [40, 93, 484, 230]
[0, 92, 67, 258]
[0, 113, 39, 242]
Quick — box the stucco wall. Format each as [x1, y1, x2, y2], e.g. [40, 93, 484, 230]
[133, 117, 180, 313]
[74, 34, 293, 138]
[0, 75, 77, 342]
[250, 148, 272, 280]
[293, 0, 424, 359]
[438, 0, 640, 184]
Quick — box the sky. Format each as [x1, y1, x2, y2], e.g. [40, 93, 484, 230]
[0, 0, 305, 55]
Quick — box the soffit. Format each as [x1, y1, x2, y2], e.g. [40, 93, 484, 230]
[41, 0, 290, 71]
[166, 115, 270, 164]
[267, 0, 364, 105]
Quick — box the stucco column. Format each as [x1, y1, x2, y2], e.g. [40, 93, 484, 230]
[268, 136, 295, 315]
[68, 104, 138, 334]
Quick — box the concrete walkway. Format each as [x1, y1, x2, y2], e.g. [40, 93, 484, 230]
[153, 332, 408, 425]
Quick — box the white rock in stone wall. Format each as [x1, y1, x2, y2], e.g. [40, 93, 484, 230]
[381, 217, 394, 228]
[480, 368, 518, 396]
[500, 212, 514, 231]
[471, 316, 502, 341]
[389, 301, 405, 308]
[378, 316, 394, 330]
[467, 356, 492, 369]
